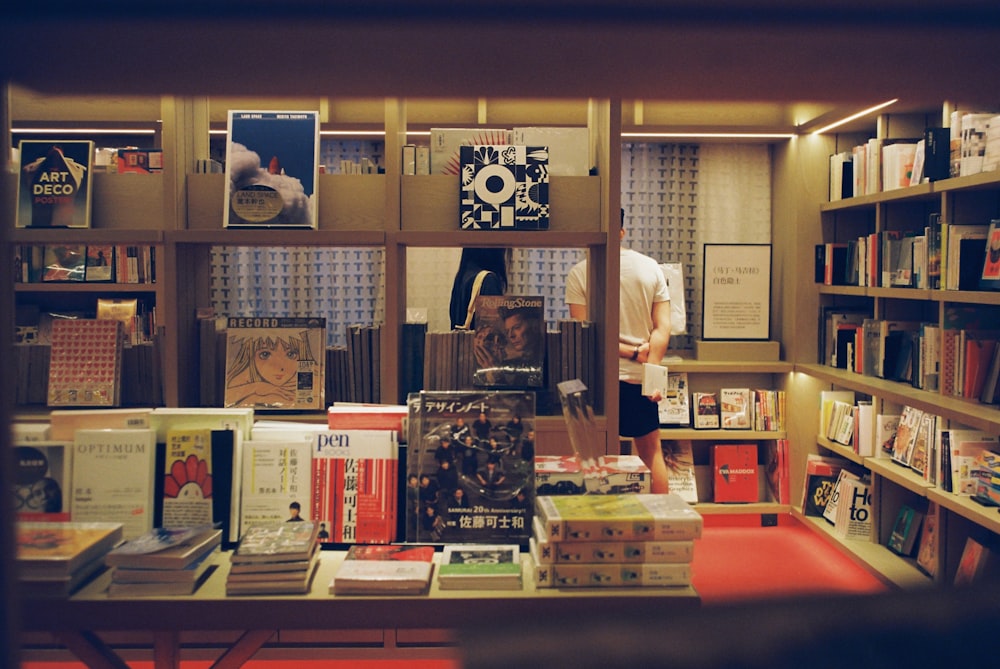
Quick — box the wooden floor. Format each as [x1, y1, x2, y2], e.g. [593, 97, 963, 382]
[20, 514, 889, 669]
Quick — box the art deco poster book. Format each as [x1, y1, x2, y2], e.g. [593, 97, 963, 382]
[16, 140, 94, 229]
[224, 110, 320, 228]
[406, 390, 535, 545]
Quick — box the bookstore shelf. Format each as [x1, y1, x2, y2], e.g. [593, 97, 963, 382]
[926, 488, 1000, 536]
[818, 285, 1000, 305]
[865, 457, 935, 496]
[820, 182, 936, 212]
[14, 282, 158, 294]
[661, 428, 786, 441]
[793, 512, 932, 590]
[815, 436, 865, 466]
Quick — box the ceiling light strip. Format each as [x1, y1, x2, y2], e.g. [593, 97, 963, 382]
[811, 99, 899, 134]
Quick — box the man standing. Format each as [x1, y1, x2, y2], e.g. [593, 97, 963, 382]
[566, 209, 672, 492]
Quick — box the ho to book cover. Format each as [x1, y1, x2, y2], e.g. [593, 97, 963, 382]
[224, 316, 326, 410]
[16, 140, 94, 229]
[224, 110, 320, 229]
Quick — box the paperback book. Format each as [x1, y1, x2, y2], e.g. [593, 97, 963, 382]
[105, 526, 222, 570]
[531, 558, 692, 588]
[161, 428, 216, 528]
[530, 519, 695, 565]
[71, 428, 157, 540]
[887, 505, 924, 556]
[47, 318, 124, 407]
[329, 544, 436, 595]
[231, 521, 319, 564]
[16, 140, 94, 229]
[692, 392, 721, 429]
[223, 316, 326, 410]
[657, 372, 691, 427]
[224, 110, 320, 228]
[16, 521, 123, 598]
[239, 438, 314, 528]
[41, 244, 86, 281]
[226, 557, 319, 596]
[662, 440, 697, 504]
[719, 388, 752, 429]
[471, 295, 545, 388]
[437, 544, 522, 590]
[406, 390, 535, 545]
[535, 493, 703, 543]
[712, 444, 759, 503]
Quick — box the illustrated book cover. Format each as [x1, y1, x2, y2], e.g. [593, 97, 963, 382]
[16, 521, 123, 577]
[16, 140, 94, 229]
[954, 536, 996, 586]
[13, 441, 72, 521]
[437, 543, 522, 590]
[47, 318, 124, 407]
[329, 544, 436, 595]
[657, 372, 691, 427]
[471, 295, 545, 388]
[310, 428, 399, 545]
[719, 388, 752, 429]
[406, 390, 535, 545]
[692, 391, 721, 429]
[224, 110, 320, 228]
[71, 428, 157, 540]
[800, 454, 850, 517]
[915, 501, 940, 577]
[712, 444, 759, 503]
[224, 316, 326, 410]
[85, 244, 114, 282]
[459, 144, 549, 230]
[161, 428, 216, 528]
[535, 493, 703, 543]
[230, 521, 319, 564]
[887, 504, 924, 556]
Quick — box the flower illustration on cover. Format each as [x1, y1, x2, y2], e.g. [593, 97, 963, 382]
[164, 454, 213, 500]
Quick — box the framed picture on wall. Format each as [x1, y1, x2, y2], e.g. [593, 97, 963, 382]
[701, 243, 772, 340]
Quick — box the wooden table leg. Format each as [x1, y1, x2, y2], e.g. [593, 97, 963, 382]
[153, 630, 181, 669]
[209, 629, 275, 669]
[54, 630, 130, 669]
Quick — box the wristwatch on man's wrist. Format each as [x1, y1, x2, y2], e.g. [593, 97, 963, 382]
[630, 345, 640, 361]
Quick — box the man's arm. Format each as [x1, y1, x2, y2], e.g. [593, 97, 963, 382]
[645, 299, 671, 366]
[568, 303, 587, 320]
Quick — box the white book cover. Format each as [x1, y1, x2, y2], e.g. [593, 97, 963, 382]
[429, 128, 510, 175]
[511, 126, 591, 176]
[834, 477, 872, 540]
[875, 413, 900, 459]
[656, 371, 690, 427]
[855, 402, 874, 457]
[240, 439, 314, 528]
[719, 388, 752, 430]
[981, 115, 1000, 172]
[822, 469, 859, 525]
[71, 428, 157, 540]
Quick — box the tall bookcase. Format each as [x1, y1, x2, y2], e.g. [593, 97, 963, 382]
[795, 105, 1000, 588]
[4, 91, 622, 455]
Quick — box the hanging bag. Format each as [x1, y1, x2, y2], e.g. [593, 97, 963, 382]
[457, 270, 491, 330]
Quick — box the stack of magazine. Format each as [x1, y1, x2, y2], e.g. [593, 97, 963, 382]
[226, 522, 320, 595]
[105, 525, 222, 597]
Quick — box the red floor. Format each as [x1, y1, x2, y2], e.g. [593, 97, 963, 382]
[20, 515, 888, 669]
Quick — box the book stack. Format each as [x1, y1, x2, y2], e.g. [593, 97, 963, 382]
[534, 454, 651, 496]
[437, 544, 522, 591]
[329, 544, 436, 595]
[16, 521, 123, 598]
[226, 522, 321, 595]
[105, 526, 222, 597]
[529, 493, 702, 588]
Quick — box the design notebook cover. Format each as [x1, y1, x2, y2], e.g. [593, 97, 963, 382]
[224, 110, 320, 228]
[472, 295, 545, 388]
[16, 140, 94, 229]
[459, 145, 549, 230]
[406, 390, 535, 545]
[223, 316, 326, 409]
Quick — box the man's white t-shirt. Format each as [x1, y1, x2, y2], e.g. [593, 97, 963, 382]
[565, 248, 669, 382]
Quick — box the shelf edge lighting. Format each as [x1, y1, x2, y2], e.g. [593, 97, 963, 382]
[810, 99, 899, 135]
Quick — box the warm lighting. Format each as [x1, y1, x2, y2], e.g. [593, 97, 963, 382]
[12, 127, 157, 135]
[810, 99, 899, 134]
[622, 132, 795, 140]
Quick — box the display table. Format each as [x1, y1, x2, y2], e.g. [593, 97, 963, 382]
[20, 550, 701, 669]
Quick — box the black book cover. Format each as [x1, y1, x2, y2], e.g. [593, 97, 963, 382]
[211, 430, 235, 550]
[924, 127, 951, 182]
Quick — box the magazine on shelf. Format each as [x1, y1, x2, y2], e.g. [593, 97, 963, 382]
[223, 316, 326, 410]
[472, 295, 545, 388]
[223, 110, 320, 229]
[459, 144, 549, 230]
[406, 390, 535, 545]
[16, 139, 94, 229]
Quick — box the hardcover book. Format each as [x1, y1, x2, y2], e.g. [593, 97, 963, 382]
[800, 454, 849, 517]
[915, 501, 940, 577]
[329, 544, 435, 595]
[657, 372, 691, 427]
[437, 544, 522, 590]
[954, 536, 995, 586]
[108, 554, 215, 597]
[161, 428, 216, 528]
[47, 318, 124, 407]
[764, 438, 791, 505]
[84, 244, 114, 282]
[472, 294, 545, 388]
[887, 505, 924, 556]
[833, 476, 871, 540]
[406, 390, 535, 545]
[712, 444, 758, 503]
[310, 429, 399, 544]
[534, 454, 650, 496]
[16, 140, 94, 228]
[224, 110, 320, 228]
[663, 440, 697, 504]
[530, 520, 695, 565]
[41, 244, 86, 281]
[459, 144, 549, 230]
[13, 441, 72, 521]
[226, 558, 319, 596]
[49, 408, 154, 441]
[71, 428, 157, 540]
[535, 493, 703, 543]
[223, 316, 326, 410]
